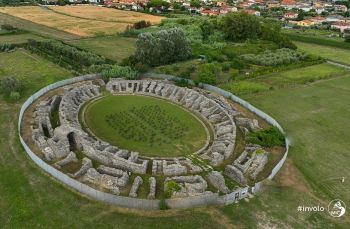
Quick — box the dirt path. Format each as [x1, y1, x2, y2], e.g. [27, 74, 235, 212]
[327, 61, 350, 70]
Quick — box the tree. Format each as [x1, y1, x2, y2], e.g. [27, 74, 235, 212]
[190, 0, 201, 8]
[219, 12, 261, 41]
[148, 0, 170, 8]
[297, 9, 304, 21]
[133, 20, 151, 29]
[345, 33, 350, 43]
[261, 22, 296, 49]
[135, 28, 192, 66]
[200, 20, 215, 40]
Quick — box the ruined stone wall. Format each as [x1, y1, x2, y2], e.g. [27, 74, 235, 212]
[145, 73, 289, 181]
[19, 74, 288, 210]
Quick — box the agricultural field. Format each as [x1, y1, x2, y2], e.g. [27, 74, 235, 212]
[83, 95, 208, 157]
[295, 41, 350, 65]
[0, 12, 80, 40]
[0, 6, 163, 37]
[49, 5, 164, 24]
[283, 28, 345, 43]
[220, 63, 349, 95]
[66, 35, 136, 63]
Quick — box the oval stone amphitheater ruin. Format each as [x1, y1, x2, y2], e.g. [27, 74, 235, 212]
[19, 75, 288, 210]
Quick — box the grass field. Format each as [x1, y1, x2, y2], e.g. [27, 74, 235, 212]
[0, 6, 163, 37]
[0, 33, 48, 44]
[220, 63, 348, 95]
[295, 41, 350, 65]
[283, 29, 346, 43]
[0, 50, 349, 227]
[243, 74, 350, 211]
[66, 35, 136, 63]
[0, 50, 71, 97]
[83, 95, 208, 157]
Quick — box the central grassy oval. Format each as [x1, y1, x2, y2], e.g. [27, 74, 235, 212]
[82, 95, 208, 157]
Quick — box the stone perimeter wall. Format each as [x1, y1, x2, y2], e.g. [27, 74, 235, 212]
[18, 74, 289, 210]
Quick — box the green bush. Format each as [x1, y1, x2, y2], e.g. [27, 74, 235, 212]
[0, 43, 15, 52]
[159, 198, 169, 210]
[0, 76, 23, 95]
[10, 91, 20, 101]
[1, 24, 16, 31]
[247, 127, 285, 147]
[197, 63, 219, 85]
[345, 34, 350, 43]
[164, 181, 181, 198]
[100, 65, 139, 81]
[219, 12, 261, 41]
[174, 78, 192, 88]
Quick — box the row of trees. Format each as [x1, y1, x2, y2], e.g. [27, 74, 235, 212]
[211, 13, 296, 49]
[241, 48, 308, 66]
[135, 28, 192, 67]
[27, 40, 106, 67]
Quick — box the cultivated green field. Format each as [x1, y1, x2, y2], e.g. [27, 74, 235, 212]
[220, 63, 348, 95]
[66, 35, 136, 63]
[295, 41, 350, 65]
[0, 33, 48, 44]
[83, 95, 208, 157]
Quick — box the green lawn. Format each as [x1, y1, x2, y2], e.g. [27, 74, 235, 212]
[0, 33, 48, 44]
[283, 29, 345, 43]
[295, 41, 350, 65]
[0, 50, 72, 97]
[83, 95, 208, 157]
[220, 63, 348, 95]
[67, 35, 136, 63]
[243, 75, 350, 206]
